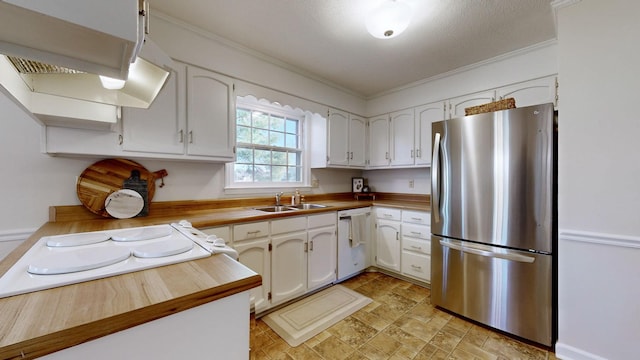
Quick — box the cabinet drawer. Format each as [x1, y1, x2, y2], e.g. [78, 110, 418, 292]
[401, 251, 431, 281]
[201, 226, 231, 242]
[271, 216, 307, 235]
[402, 210, 430, 225]
[375, 207, 401, 221]
[402, 223, 430, 240]
[308, 212, 336, 229]
[402, 237, 431, 255]
[233, 221, 269, 241]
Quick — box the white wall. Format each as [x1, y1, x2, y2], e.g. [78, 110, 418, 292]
[363, 168, 430, 194]
[555, 1, 640, 359]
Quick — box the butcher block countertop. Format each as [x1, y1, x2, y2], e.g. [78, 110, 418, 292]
[0, 192, 428, 359]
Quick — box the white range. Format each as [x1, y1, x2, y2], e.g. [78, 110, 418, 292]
[0, 221, 238, 299]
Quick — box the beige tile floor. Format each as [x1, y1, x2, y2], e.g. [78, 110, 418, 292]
[250, 272, 558, 360]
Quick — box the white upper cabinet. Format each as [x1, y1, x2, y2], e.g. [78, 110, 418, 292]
[186, 66, 235, 158]
[122, 63, 186, 155]
[447, 91, 496, 119]
[120, 61, 235, 161]
[311, 109, 366, 168]
[415, 102, 445, 166]
[496, 76, 558, 109]
[390, 109, 415, 167]
[367, 115, 390, 168]
[349, 115, 367, 167]
[327, 109, 349, 166]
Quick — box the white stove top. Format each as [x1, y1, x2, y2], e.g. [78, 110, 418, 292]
[0, 223, 221, 299]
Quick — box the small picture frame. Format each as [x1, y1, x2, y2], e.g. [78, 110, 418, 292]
[352, 177, 364, 193]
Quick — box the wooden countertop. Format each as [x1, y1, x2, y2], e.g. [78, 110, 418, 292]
[0, 192, 429, 359]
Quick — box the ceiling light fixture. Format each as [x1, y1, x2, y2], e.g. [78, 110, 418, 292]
[366, 0, 413, 39]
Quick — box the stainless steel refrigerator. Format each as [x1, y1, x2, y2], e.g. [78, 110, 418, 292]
[430, 103, 556, 346]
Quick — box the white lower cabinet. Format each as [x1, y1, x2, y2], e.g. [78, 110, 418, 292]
[231, 212, 337, 314]
[307, 213, 337, 291]
[231, 221, 270, 313]
[270, 216, 308, 306]
[400, 210, 431, 282]
[374, 207, 431, 283]
[234, 238, 271, 313]
[271, 231, 307, 305]
[374, 208, 401, 272]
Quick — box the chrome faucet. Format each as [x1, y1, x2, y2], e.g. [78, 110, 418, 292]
[275, 192, 284, 206]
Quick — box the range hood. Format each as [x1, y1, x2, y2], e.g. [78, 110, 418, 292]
[0, 0, 173, 129]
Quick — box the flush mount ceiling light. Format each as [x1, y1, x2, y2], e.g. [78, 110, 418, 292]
[366, 0, 413, 39]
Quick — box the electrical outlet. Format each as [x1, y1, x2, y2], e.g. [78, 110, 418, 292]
[409, 179, 414, 188]
[311, 178, 319, 188]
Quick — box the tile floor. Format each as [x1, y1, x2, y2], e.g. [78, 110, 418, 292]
[250, 272, 558, 360]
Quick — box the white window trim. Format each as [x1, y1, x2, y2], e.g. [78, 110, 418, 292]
[225, 95, 314, 195]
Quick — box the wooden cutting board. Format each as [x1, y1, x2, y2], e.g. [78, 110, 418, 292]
[76, 158, 167, 217]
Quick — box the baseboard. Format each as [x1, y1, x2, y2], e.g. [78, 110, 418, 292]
[555, 342, 607, 360]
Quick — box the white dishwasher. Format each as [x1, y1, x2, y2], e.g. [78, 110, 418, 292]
[337, 207, 371, 282]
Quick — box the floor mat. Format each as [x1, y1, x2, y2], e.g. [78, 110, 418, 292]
[261, 285, 372, 347]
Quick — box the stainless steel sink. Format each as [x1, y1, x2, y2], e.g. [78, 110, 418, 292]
[253, 204, 329, 212]
[288, 203, 329, 210]
[253, 205, 298, 212]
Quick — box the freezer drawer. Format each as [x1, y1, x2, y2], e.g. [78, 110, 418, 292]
[431, 235, 553, 346]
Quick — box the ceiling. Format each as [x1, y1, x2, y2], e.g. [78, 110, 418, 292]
[150, 0, 557, 98]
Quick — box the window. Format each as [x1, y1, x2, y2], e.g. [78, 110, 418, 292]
[228, 96, 306, 189]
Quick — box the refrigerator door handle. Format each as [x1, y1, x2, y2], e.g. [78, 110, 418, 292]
[440, 239, 535, 263]
[431, 132, 441, 223]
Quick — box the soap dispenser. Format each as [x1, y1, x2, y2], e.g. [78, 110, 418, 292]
[294, 189, 301, 206]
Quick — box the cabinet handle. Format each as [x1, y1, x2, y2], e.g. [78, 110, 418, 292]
[350, 152, 354, 160]
[118, 134, 123, 145]
[179, 129, 184, 143]
[396, 232, 399, 240]
[189, 130, 194, 144]
[416, 149, 421, 158]
[385, 152, 389, 160]
[309, 240, 314, 251]
[304, 242, 308, 252]
[410, 264, 422, 269]
[410, 245, 423, 250]
[246, 230, 261, 236]
[410, 231, 422, 235]
[383, 214, 393, 218]
[411, 149, 414, 158]
[411, 217, 423, 221]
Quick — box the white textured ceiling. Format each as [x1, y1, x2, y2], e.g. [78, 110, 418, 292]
[150, 0, 556, 98]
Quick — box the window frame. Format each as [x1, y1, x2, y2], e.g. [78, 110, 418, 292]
[225, 96, 311, 193]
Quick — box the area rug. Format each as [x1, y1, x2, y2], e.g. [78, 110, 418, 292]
[262, 285, 372, 347]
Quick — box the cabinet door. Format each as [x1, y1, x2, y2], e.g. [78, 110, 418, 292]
[327, 109, 349, 166]
[271, 231, 307, 305]
[368, 115, 390, 167]
[348, 115, 366, 167]
[121, 63, 186, 154]
[186, 66, 235, 158]
[390, 109, 415, 166]
[496, 76, 558, 109]
[414, 102, 444, 166]
[375, 219, 400, 271]
[234, 238, 271, 313]
[448, 91, 495, 119]
[307, 226, 337, 291]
